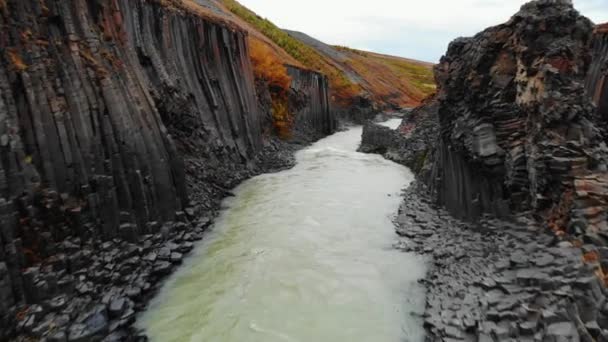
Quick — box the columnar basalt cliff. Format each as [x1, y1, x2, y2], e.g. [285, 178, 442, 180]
[587, 23, 608, 120]
[364, 0, 608, 226]
[426, 0, 604, 223]
[287, 65, 335, 136]
[0, 0, 336, 340]
[359, 2, 608, 340]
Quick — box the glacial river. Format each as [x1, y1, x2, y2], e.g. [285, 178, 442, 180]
[137, 120, 427, 342]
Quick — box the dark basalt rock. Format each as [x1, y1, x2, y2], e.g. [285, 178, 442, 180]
[360, 98, 439, 174]
[364, 1, 608, 341]
[425, 0, 603, 222]
[0, 0, 337, 340]
[287, 66, 336, 137]
[397, 185, 603, 342]
[587, 23, 608, 121]
[365, 0, 608, 230]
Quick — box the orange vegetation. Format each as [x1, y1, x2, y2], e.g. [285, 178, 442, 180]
[180, 0, 435, 109]
[248, 38, 293, 138]
[584, 251, 600, 263]
[249, 38, 291, 92]
[220, 0, 363, 106]
[334, 47, 436, 107]
[7, 49, 27, 72]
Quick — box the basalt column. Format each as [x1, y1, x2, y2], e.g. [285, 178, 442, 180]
[424, 0, 603, 224]
[287, 65, 335, 136]
[587, 23, 608, 120]
[0, 0, 264, 338]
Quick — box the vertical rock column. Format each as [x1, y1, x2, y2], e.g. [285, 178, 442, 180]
[0, 0, 266, 337]
[586, 23, 608, 120]
[423, 0, 601, 222]
[287, 65, 335, 136]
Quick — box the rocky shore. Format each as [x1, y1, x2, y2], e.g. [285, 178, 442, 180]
[397, 184, 604, 341]
[358, 1, 608, 341]
[3, 134, 320, 341]
[0, 132, 333, 341]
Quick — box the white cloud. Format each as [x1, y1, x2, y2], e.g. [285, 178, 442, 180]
[236, 0, 607, 62]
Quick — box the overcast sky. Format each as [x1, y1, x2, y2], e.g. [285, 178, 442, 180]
[237, 0, 608, 62]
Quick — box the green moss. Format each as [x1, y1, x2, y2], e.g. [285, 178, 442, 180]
[385, 60, 436, 96]
[224, 1, 332, 72]
[413, 149, 429, 174]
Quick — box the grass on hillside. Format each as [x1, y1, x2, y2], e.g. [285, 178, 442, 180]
[335, 46, 435, 95]
[221, 0, 436, 106]
[248, 38, 293, 138]
[221, 0, 361, 105]
[384, 59, 436, 94]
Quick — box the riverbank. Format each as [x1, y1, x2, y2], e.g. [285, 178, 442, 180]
[8, 130, 321, 341]
[395, 184, 603, 341]
[137, 120, 426, 342]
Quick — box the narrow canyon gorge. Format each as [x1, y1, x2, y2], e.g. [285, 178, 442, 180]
[0, 0, 606, 341]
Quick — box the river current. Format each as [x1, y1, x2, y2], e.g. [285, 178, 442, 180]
[137, 119, 426, 342]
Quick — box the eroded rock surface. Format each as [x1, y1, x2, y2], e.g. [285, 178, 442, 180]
[425, 0, 604, 223]
[365, 0, 608, 230]
[360, 99, 438, 173]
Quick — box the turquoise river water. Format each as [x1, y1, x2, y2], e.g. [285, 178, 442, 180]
[137, 119, 427, 342]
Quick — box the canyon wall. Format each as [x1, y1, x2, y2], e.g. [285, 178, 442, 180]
[427, 0, 602, 222]
[363, 0, 608, 226]
[0, 0, 335, 340]
[587, 24, 608, 120]
[0, 0, 263, 241]
[287, 65, 335, 136]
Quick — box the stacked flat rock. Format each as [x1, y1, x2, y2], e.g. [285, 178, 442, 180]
[396, 185, 607, 342]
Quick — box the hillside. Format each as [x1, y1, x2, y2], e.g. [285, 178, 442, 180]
[190, 0, 435, 112]
[287, 30, 436, 108]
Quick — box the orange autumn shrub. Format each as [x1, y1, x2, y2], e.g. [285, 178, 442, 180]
[249, 38, 293, 138]
[271, 97, 292, 139]
[249, 38, 291, 92]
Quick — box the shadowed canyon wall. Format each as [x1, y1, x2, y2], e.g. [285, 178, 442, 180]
[426, 0, 602, 222]
[0, 0, 336, 339]
[287, 65, 335, 136]
[362, 1, 608, 235]
[587, 24, 608, 120]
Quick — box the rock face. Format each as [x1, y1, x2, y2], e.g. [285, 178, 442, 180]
[587, 23, 608, 121]
[360, 99, 439, 173]
[360, 1, 608, 341]
[365, 0, 608, 225]
[287, 65, 335, 136]
[1, 0, 261, 238]
[0, 0, 336, 340]
[426, 0, 602, 222]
